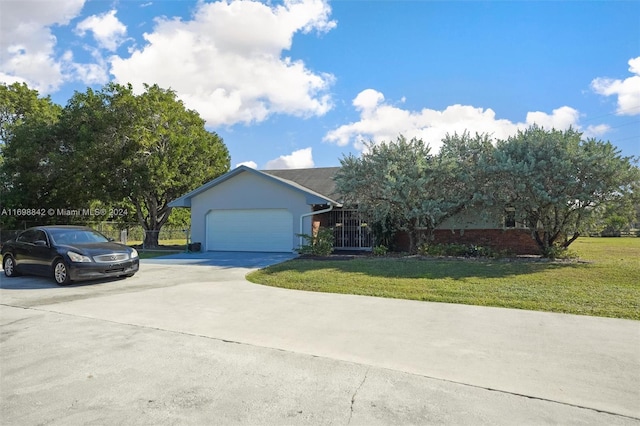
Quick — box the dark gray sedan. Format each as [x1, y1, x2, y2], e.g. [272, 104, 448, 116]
[1, 225, 139, 285]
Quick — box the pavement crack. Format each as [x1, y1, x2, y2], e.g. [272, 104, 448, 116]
[348, 367, 370, 425]
[5, 304, 638, 422]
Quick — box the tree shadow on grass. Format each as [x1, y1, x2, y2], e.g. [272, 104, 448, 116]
[262, 256, 584, 281]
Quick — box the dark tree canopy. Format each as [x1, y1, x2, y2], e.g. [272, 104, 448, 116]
[60, 83, 230, 246]
[489, 125, 640, 255]
[335, 135, 486, 253]
[335, 127, 639, 256]
[0, 83, 63, 226]
[1, 82, 230, 245]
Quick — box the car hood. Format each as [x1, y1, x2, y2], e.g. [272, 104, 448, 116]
[57, 242, 133, 256]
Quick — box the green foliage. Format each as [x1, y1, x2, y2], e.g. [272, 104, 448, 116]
[296, 227, 335, 256]
[0, 82, 229, 247]
[0, 83, 64, 227]
[0, 82, 61, 145]
[335, 136, 431, 254]
[57, 83, 230, 246]
[418, 243, 510, 259]
[335, 135, 491, 254]
[588, 194, 639, 236]
[372, 245, 388, 256]
[541, 246, 579, 260]
[489, 125, 640, 255]
[166, 208, 191, 229]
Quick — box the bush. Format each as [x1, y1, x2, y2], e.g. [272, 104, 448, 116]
[418, 243, 511, 259]
[296, 227, 334, 256]
[372, 245, 388, 256]
[542, 245, 578, 260]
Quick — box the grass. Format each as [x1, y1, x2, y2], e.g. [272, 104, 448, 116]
[247, 238, 640, 320]
[126, 239, 187, 259]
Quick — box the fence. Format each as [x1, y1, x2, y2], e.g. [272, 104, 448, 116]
[0, 222, 191, 251]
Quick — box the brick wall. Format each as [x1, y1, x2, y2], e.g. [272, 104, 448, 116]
[394, 228, 540, 255]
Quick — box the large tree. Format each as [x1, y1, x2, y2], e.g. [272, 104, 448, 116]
[1, 82, 229, 245]
[0, 83, 63, 228]
[335, 135, 483, 253]
[490, 125, 640, 255]
[0, 82, 60, 145]
[437, 131, 495, 226]
[60, 83, 230, 247]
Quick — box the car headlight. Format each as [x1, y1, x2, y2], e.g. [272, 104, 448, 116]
[67, 251, 92, 263]
[130, 248, 139, 259]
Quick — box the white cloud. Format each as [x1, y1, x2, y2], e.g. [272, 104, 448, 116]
[72, 60, 109, 85]
[265, 148, 314, 169]
[524, 106, 579, 130]
[324, 89, 606, 152]
[591, 57, 640, 116]
[66, 47, 109, 85]
[235, 161, 258, 169]
[75, 10, 127, 52]
[110, 0, 336, 127]
[0, 72, 28, 86]
[0, 0, 86, 92]
[584, 124, 611, 138]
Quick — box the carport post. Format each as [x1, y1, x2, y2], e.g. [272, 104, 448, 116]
[299, 205, 334, 248]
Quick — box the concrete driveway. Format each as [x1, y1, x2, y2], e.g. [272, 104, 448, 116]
[1, 252, 639, 425]
[141, 250, 298, 268]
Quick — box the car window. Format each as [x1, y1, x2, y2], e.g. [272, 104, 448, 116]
[49, 229, 110, 245]
[16, 230, 37, 244]
[33, 230, 47, 244]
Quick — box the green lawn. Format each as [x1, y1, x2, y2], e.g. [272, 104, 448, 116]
[246, 238, 640, 320]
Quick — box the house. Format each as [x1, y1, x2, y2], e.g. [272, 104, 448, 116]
[169, 165, 538, 254]
[169, 166, 371, 253]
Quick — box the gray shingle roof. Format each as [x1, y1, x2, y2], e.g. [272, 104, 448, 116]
[262, 167, 341, 202]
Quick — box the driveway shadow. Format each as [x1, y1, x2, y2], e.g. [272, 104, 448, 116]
[0, 275, 128, 290]
[141, 251, 298, 269]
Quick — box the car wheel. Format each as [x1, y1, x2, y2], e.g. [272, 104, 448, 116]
[3, 255, 20, 277]
[53, 259, 71, 286]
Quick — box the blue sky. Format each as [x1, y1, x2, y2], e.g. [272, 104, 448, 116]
[2, 0, 639, 169]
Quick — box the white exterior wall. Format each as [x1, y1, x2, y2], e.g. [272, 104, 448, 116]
[189, 171, 314, 251]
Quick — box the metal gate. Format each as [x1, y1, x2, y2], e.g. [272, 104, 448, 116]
[327, 209, 372, 250]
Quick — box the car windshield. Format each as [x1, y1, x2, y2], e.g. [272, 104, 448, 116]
[49, 229, 110, 245]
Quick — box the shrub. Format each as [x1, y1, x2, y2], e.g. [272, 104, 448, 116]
[372, 245, 388, 256]
[542, 245, 579, 260]
[419, 243, 512, 259]
[296, 227, 334, 256]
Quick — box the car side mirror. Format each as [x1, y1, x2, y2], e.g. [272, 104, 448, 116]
[34, 240, 48, 247]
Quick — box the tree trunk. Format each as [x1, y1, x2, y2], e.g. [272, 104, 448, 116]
[143, 228, 160, 248]
[407, 218, 421, 254]
[562, 232, 580, 248]
[132, 193, 172, 249]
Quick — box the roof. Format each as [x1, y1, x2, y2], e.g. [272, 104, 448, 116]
[262, 167, 341, 200]
[169, 166, 342, 208]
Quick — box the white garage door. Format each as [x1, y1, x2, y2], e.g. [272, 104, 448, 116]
[206, 209, 293, 252]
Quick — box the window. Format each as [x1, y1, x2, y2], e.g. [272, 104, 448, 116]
[16, 229, 48, 245]
[504, 208, 516, 228]
[33, 230, 47, 244]
[17, 230, 38, 244]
